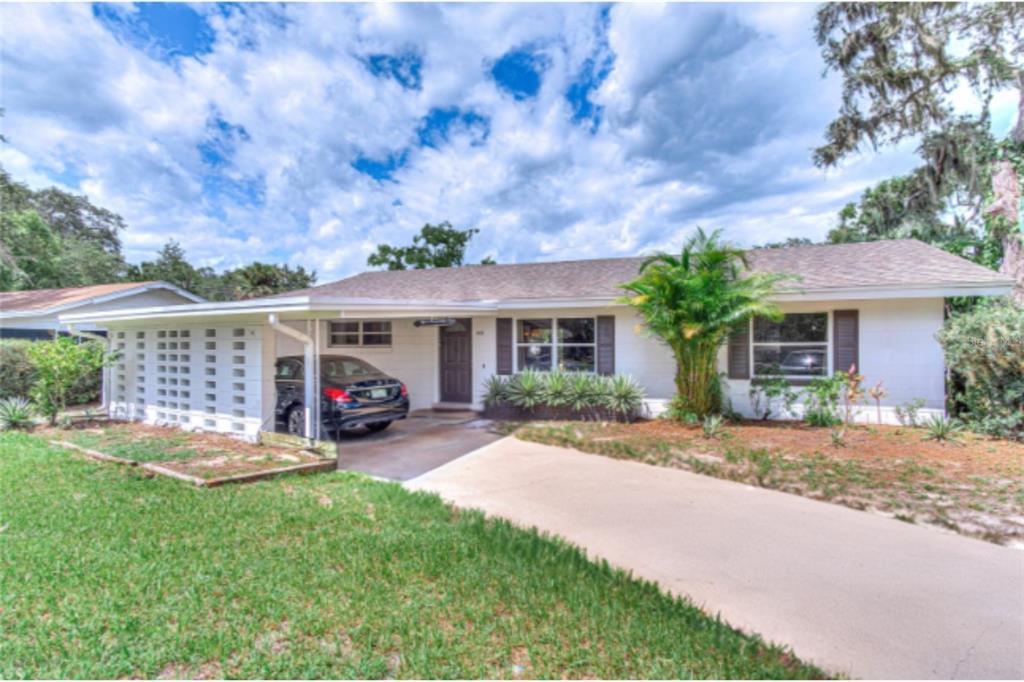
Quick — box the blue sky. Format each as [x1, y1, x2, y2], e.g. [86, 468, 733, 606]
[0, 3, 1017, 281]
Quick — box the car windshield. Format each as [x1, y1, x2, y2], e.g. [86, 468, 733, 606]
[322, 357, 381, 379]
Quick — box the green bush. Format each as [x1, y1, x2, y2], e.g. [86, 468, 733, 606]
[803, 374, 845, 427]
[26, 337, 114, 425]
[0, 340, 35, 399]
[0, 339, 102, 405]
[938, 299, 1024, 441]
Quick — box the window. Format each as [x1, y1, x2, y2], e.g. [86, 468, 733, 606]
[752, 313, 828, 378]
[328, 321, 392, 347]
[516, 317, 596, 372]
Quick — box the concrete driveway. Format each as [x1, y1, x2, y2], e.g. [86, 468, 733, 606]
[407, 437, 1024, 679]
[334, 410, 502, 481]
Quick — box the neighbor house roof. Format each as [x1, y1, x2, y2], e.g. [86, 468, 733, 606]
[0, 281, 204, 317]
[281, 239, 1014, 302]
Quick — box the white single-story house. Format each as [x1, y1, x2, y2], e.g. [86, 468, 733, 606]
[59, 239, 1014, 439]
[0, 281, 203, 339]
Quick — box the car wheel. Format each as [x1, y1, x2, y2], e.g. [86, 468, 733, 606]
[365, 420, 391, 433]
[286, 407, 306, 437]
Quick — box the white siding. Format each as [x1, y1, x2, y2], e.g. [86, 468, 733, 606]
[719, 298, 946, 423]
[476, 300, 947, 424]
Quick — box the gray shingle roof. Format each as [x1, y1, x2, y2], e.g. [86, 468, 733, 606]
[284, 239, 1011, 303]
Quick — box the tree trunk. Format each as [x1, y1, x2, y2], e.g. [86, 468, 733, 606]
[989, 80, 1024, 303]
[1006, 81, 1024, 303]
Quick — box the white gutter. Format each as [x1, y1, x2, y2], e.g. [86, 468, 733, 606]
[268, 313, 317, 442]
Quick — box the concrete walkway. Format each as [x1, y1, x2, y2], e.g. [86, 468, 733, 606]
[406, 437, 1024, 679]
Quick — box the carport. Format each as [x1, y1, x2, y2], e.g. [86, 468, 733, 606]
[60, 295, 497, 444]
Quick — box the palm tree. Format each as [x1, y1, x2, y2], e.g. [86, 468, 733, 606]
[619, 229, 788, 417]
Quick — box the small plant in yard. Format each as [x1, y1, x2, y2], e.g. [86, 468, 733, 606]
[924, 414, 964, 444]
[840, 365, 865, 426]
[540, 370, 572, 409]
[482, 375, 510, 407]
[506, 370, 545, 410]
[894, 398, 927, 428]
[748, 369, 798, 420]
[26, 337, 114, 426]
[830, 427, 847, 448]
[603, 374, 645, 419]
[868, 380, 888, 425]
[0, 397, 33, 431]
[803, 373, 844, 427]
[701, 414, 726, 439]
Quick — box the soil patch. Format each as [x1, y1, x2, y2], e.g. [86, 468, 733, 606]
[43, 420, 332, 483]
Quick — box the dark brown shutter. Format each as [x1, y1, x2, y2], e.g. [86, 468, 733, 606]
[833, 309, 859, 375]
[496, 317, 513, 375]
[596, 315, 615, 375]
[727, 321, 751, 379]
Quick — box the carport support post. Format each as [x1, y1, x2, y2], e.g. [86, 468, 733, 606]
[267, 314, 318, 445]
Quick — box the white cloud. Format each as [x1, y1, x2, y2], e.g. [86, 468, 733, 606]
[0, 2, 969, 284]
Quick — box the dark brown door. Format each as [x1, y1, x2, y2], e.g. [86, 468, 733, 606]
[440, 319, 472, 403]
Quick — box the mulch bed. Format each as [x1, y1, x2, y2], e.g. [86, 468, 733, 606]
[626, 419, 1023, 480]
[42, 420, 334, 486]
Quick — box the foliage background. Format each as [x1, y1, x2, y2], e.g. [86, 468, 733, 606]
[0, 339, 101, 406]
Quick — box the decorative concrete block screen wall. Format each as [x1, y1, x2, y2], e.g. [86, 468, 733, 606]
[107, 323, 267, 439]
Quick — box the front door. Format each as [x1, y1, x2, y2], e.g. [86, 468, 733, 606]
[439, 318, 472, 403]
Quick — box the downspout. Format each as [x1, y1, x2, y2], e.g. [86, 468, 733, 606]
[268, 314, 317, 444]
[66, 324, 110, 412]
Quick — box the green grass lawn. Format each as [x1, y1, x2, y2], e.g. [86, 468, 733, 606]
[0, 432, 824, 679]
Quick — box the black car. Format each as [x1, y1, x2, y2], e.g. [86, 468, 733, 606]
[275, 355, 409, 437]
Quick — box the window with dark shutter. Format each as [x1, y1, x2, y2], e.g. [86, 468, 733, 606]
[596, 315, 615, 375]
[727, 322, 751, 379]
[833, 310, 859, 375]
[496, 318, 513, 375]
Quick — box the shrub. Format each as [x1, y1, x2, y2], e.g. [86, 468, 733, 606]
[748, 369, 797, 420]
[604, 374, 645, 419]
[484, 371, 646, 421]
[506, 370, 546, 410]
[701, 414, 725, 439]
[26, 336, 114, 426]
[482, 375, 510, 407]
[803, 374, 844, 427]
[540, 371, 572, 409]
[0, 340, 35, 399]
[894, 398, 927, 428]
[0, 397, 33, 431]
[924, 414, 964, 443]
[0, 339, 103, 406]
[938, 299, 1024, 440]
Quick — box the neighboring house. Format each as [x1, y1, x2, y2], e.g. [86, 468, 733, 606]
[59, 240, 1013, 439]
[0, 282, 203, 339]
